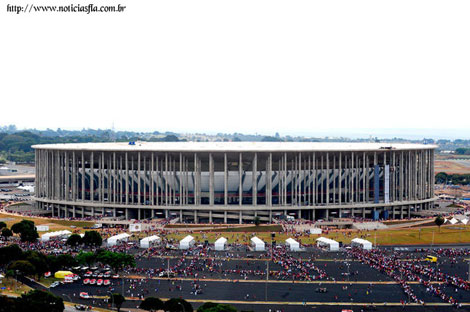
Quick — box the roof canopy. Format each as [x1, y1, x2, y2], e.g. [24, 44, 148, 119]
[33, 142, 436, 152]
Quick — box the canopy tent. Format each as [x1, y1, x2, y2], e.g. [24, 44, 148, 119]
[179, 235, 195, 250]
[449, 217, 459, 225]
[251, 236, 265, 251]
[316, 237, 339, 251]
[351, 238, 373, 250]
[285, 238, 300, 251]
[214, 237, 228, 251]
[310, 228, 322, 235]
[40, 230, 72, 242]
[140, 235, 161, 248]
[107, 233, 131, 246]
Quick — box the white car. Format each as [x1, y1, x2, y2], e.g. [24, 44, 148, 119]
[79, 292, 91, 299]
[50, 281, 60, 288]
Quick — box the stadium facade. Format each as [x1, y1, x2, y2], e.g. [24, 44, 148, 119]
[33, 142, 436, 223]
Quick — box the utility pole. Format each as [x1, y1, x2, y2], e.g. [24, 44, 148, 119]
[265, 260, 269, 301]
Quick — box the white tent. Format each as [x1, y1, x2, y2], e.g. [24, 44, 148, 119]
[36, 225, 49, 232]
[140, 235, 161, 248]
[310, 228, 322, 235]
[179, 235, 195, 250]
[316, 237, 339, 251]
[462, 218, 469, 225]
[351, 238, 373, 250]
[449, 217, 458, 225]
[40, 230, 72, 242]
[285, 238, 300, 251]
[107, 233, 131, 246]
[250, 236, 265, 251]
[214, 237, 228, 251]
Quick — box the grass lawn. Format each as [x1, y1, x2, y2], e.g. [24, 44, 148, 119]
[0, 212, 94, 234]
[38, 277, 63, 288]
[0, 277, 33, 297]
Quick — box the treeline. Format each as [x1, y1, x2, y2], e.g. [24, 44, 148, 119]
[455, 148, 470, 155]
[435, 172, 470, 185]
[0, 131, 183, 163]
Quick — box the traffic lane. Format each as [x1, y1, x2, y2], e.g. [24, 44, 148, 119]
[53, 278, 413, 303]
[134, 257, 396, 282]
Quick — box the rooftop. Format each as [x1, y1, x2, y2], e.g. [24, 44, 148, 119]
[32, 142, 436, 152]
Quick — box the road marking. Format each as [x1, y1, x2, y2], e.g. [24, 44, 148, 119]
[125, 275, 445, 285]
[89, 295, 470, 306]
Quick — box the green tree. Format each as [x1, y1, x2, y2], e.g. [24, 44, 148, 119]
[197, 302, 237, 312]
[435, 215, 445, 232]
[11, 220, 38, 242]
[0, 221, 6, 229]
[25, 251, 48, 280]
[66, 234, 82, 247]
[82, 231, 102, 247]
[0, 244, 23, 266]
[96, 250, 136, 272]
[18, 290, 64, 312]
[8, 260, 35, 277]
[75, 251, 96, 266]
[110, 293, 125, 312]
[140, 297, 164, 311]
[2, 227, 13, 239]
[254, 216, 261, 226]
[164, 298, 193, 312]
[0, 295, 19, 312]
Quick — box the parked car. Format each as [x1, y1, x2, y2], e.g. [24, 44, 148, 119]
[97, 279, 103, 286]
[83, 279, 90, 285]
[50, 281, 61, 288]
[89, 279, 96, 285]
[79, 292, 90, 299]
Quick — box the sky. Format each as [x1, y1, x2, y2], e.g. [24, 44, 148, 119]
[1, 0, 470, 139]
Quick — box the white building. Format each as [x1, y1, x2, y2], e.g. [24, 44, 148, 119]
[214, 237, 228, 251]
[316, 237, 339, 251]
[250, 236, 265, 251]
[179, 235, 195, 250]
[351, 238, 373, 250]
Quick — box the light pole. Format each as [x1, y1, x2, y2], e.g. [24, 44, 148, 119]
[62, 293, 73, 304]
[177, 301, 186, 312]
[107, 291, 114, 310]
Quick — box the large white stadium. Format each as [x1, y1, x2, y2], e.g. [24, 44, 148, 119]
[33, 142, 437, 223]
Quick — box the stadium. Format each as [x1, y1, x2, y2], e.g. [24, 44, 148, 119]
[33, 142, 436, 223]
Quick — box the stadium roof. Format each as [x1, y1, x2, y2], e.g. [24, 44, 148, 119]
[32, 142, 437, 152]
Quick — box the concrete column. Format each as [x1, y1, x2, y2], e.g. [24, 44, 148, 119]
[224, 153, 228, 206]
[239, 211, 242, 224]
[312, 208, 315, 221]
[326, 152, 329, 205]
[209, 210, 213, 223]
[138, 153, 141, 204]
[194, 210, 198, 224]
[165, 153, 169, 206]
[325, 208, 329, 220]
[269, 210, 272, 223]
[252, 153, 257, 206]
[209, 153, 214, 206]
[179, 209, 183, 222]
[239, 153, 243, 205]
[125, 152, 129, 204]
[65, 151, 69, 201]
[362, 207, 366, 218]
[138, 208, 141, 220]
[113, 208, 116, 218]
[224, 211, 227, 223]
[125, 208, 129, 220]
